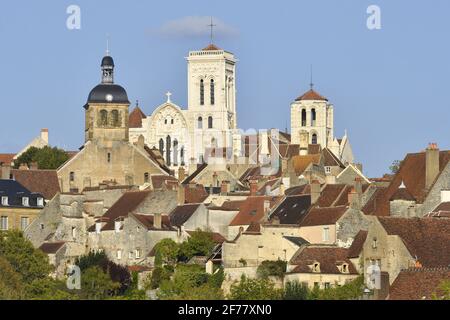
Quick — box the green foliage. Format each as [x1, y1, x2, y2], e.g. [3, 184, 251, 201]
[14, 146, 69, 170]
[0, 256, 25, 299]
[178, 229, 215, 262]
[257, 260, 287, 279]
[26, 278, 78, 300]
[0, 230, 51, 284]
[150, 265, 173, 289]
[308, 276, 364, 300]
[157, 264, 224, 300]
[80, 266, 120, 300]
[120, 271, 147, 300]
[228, 275, 283, 300]
[283, 281, 309, 300]
[154, 238, 179, 267]
[433, 280, 450, 300]
[389, 160, 402, 174]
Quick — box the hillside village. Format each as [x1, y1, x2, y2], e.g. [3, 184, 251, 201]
[0, 42, 449, 300]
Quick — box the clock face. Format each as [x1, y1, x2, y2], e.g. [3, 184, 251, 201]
[106, 94, 113, 102]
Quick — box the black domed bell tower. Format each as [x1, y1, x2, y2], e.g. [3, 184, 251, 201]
[84, 51, 130, 144]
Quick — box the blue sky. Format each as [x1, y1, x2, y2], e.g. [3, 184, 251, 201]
[0, 0, 449, 177]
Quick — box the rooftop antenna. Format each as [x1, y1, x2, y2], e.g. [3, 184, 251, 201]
[309, 64, 314, 90]
[207, 16, 216, 44]
[106, 34, 110, 56]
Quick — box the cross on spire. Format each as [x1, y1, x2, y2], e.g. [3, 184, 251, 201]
[166, 91, 172, 103]
[207, 16, 217, 44]
[309, 64, 314, 90]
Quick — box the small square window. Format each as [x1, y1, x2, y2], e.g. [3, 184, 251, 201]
[1, 196, 8, 206]
[22, 197, 29, 207]
[37, 197, 44, 207]
[325, 166, 331, 174]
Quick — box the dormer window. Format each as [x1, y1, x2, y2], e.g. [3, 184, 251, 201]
[313, 262, 320, 273]
[1, 196, 8, 206]
[37, 197, 44, 207]
[325, 166, 331, 174]
[22, 197, 29, 207]
[341, 263, 349, 274]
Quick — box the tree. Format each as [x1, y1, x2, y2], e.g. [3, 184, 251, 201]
[157, 264, 224, 300]
[154, 238, 179, 267]
[283, 281, 309, 300]
[0, 256, 25, 299]
[14, 146, 69, 170]
[308, 276, 364, 300]
[257, 260, 287, 279]
[433, 280, 450, 300]
[178, 229, 215, 262]
[389, 160, 402, 174]
[0, 230, 51, 284]
[228, 275, 282, 300]
[80, 266, 120, 300]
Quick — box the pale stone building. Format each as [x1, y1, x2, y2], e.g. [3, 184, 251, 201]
[129, 44, 238, 176]
[57, 53, 169, 192]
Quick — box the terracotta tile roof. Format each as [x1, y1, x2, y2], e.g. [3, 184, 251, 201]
[292, 154, 321, 175]
[289, 246, 358, 274]
[101, 191, 151, 231]
[308, 144, 321, 155]
[131, 213, 173, 230]
[295, 89, 328, 102]
[144, 146, 172, 175]
[278, 144, 300, 158]
[321, 148, 344, 168]
[316, 184, 348, 207]
[367, 150, 450, 216]
[0, 153, 15, 164]
[389, 268, 450, 300]
[285, 184, 310, 196]
[431, 201, 450, 213]
[184, 184, 209, 204]
[389, 187, 416, 201]
[378, 217, 450, 267]
[128, 106, 146, 128]
[347, 230, 368, 258]
[11, 169, 60, 200]
[243, 222, 261, 234]
[270, 195, 311, 224]
[202, 44, 222, 51]
[169, 204, 201, 227]
[39, 242, 66, 254]
[300, 206, 348, 227]
[151, 175, 178, 190]
[229, 196, 281, 226]
[362, 187, 387, 215]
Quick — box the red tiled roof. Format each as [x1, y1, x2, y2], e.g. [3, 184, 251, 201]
[151, 175, 178, 190]
[229, 196, 281, 226]
[378, 217, 450, 267]
[0, 154, 15, 164]
[131, 213, 173, 230]
[11, 169, 60, 200]
[202, 44, 221, 51]
[389, 187, 416, 201]
[316, 184, 348, 207]
[431, 201, 450, 213]
[289, 246, 358, 274]
[321, 148, 344, 168]
[101, 191, 151, 231]
[295, 89, 328, 102]
[184, 184, 209, 204]
[209, 200, 245, 211]
[300, 206, 348, 227]
[308, 144, 321, 155]
[347, 230, 368, 259]
[39, 242, 65, 254]
[389, 268, 450, 300]
[129, 106, 146, 128]
[292, 154, 321, 175]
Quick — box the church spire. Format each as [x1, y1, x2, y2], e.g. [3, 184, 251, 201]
[101, 41, 114, 84]
[309, 64, 314, 90]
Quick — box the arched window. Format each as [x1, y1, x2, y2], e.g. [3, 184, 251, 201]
[198, 116, 203, 129]
[180, 147, 185, 166]
[173, 140, 179, 166]
[100, 110, 108, 126]
[208, 116, 213, 129]
[166, 136, 171, 166]
[200, 79, 205, 105]
[159, 138, 164, 154]
[311, 109, 316, 126]
[312, 133, 318, 145]
[111, 110, 120, 127]
[210, 79, 215, 105]
[301, 109, 307, 127]
[144, 172, 149, 183]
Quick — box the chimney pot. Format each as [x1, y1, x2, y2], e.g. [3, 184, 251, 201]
[154, 213, 162, 229]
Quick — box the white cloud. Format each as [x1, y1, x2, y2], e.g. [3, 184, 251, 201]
[149, 16, 238, 39]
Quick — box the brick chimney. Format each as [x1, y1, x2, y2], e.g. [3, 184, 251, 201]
[221, 180, 230, 195]
[153, 213, 162, 229]
[249, 179, 258, 196]
[425, 143, 440, 189]
[1, 163, 11, 180]
[310, 180, 321, 204]
[263, 200, 271, 222]
[40, 128, 49, 144]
